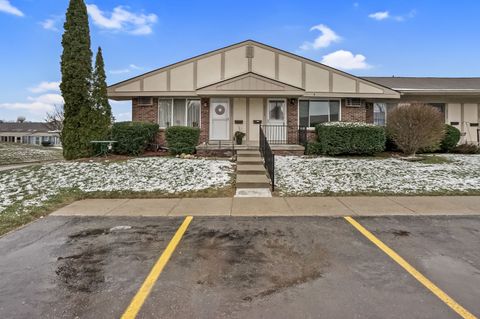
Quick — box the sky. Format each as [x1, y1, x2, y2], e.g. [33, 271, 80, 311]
[1, 0, 480, 122]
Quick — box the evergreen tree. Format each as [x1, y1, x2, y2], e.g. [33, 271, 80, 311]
[91, 47, 113, 139]
[60, 0, 94, 159]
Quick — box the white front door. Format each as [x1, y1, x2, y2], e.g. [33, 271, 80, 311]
[210, 98, 230, 140]
[266, 99, 287, 143]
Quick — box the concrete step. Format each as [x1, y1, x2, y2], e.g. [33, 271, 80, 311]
[236, 150, 261, 157]
[237, 164, 266, 175]
[237, 156, 263, 165]
[236, 174, 271, 189]
[235, 188, 272, 197]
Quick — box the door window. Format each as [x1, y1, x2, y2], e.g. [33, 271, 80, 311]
[268, 100, 285, 121]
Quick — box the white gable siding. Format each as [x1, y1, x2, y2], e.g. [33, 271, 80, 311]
[332, 74, 356, 93]
[143, 72, 167, 91]
[305, 64, 329, 92]
[115, 81, 141, 92]
[251, 46, 275, 78]
[359, 82, 383, 94]
[170, 63, 194, 91]
[197, 54, 222, 88]
[278, 55, 302, 88]
[225, 46, 248, 78]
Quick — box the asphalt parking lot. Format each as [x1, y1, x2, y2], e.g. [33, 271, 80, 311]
[0, 215, 479, 319]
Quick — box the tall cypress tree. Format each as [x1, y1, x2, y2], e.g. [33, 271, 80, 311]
[60, 0, 93, 159]
[91, 47, 112, 139]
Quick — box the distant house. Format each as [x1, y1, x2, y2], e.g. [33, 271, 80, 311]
[0, 122, 61, 146]
[107, 40, 480, 155]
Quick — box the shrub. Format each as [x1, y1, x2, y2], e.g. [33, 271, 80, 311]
[305, 141, 322, 155]
[315, 122, 385, 155]
[387, 103, 445, 156]
[111, 121, 159, 156]
[385, 130, 399, 152]
[452, 143, 480, 154]
[440, 125, 461, 152]
[165, 126, 200, 155]
[41, 141, 53, 147]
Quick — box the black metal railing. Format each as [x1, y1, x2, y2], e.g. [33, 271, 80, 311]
[259, 126, 275, 191]
[259, 125, 308, 146]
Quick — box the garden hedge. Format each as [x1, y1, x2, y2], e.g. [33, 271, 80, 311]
[111, 121, 159, 156]
[315, 122, 386, 155]
[165, 126, 200, 155]
[440, 124, 461, 152]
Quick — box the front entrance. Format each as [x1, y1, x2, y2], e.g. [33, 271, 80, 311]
[210, 98, 230, 140]
[248, 98, 264, 143]
[265, 99, 287, 143]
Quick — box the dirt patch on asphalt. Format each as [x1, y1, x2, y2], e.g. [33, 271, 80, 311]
[55, 224, 172, 293]
[180, 223, 329, 302]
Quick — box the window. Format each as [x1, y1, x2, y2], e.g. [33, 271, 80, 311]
[268, 100, 285, 121]
[137, 97, 153, 106]
[299, 100, 340, 127]
[158, 98, 200, 128]
[374, 103, 386, 126]
[187, 100, 200, 127]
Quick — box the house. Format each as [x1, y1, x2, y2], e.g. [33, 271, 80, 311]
[0, 122, 61, 146]
[107, 40, 480, 155]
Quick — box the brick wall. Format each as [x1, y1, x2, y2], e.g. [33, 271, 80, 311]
[200, 97, 209, 143]
[287, 98, 298, 144]
[132, 97, 158, 123]
[341, 99, 367, 122]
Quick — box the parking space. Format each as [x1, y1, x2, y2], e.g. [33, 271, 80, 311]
[0, 215, 478, 319]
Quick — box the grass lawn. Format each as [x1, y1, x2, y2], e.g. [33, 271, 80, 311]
[0, 143, 63, 165]
[0, 157, 233, 236]
[276, 154, 480, 196]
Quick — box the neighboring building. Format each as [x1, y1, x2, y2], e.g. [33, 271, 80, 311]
[107, 40, 480, 155]
[0, 122, 61, 146]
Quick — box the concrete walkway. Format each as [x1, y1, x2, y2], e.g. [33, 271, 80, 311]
[51, 196, 480, 217]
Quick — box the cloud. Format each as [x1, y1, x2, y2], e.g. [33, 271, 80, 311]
[300, 24, 341, 50]
[0, 94, 64, 116]
[109, 64, 143, 75]
[369, 9, 416, 21]
[368, 11, 389, 20]
[86, 4, 157, 35]
[29, 81, 60, 94]
[41, 18, 59, 31]
[0, 0, 23, 16]
[321, 50, 371, 70]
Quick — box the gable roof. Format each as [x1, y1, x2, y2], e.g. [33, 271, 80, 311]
[108, 39, 400, 99]
[196, 72, 305, 96]
[363, 77, 480, 94]
[0, 122, 52, 133]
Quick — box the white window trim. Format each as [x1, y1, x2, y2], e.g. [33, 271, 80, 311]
[298, 99, 342, 130]
[267, 98, 287, 123]
[373, 102, 387, 126]
[157, 98, 201, 129]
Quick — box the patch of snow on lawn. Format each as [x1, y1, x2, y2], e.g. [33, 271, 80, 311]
[276, 155, 480, 195]
[0, 157, 233, 213]
[0, 143, 63, 165]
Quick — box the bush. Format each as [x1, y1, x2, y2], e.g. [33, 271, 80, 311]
[385, 130, 399, 152]
[165, 126, 200, 155]
[305, 141, 322, 155]
[387, 103, 445, 156]
[41, 141, 53, 147]
[440, 125, 461, 152]
[452, 143, 480, 154]
[315, 122, 385, 155]
[111, 121, 159, 156]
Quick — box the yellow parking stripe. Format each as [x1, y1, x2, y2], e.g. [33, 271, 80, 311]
[121, 216, 193, 319]
[344, 216, 477, 319]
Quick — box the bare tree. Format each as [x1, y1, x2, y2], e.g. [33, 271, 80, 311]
[387, 102, 445, 156]
[17, 116, 26, 123]
[45, 104, 65, 136]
